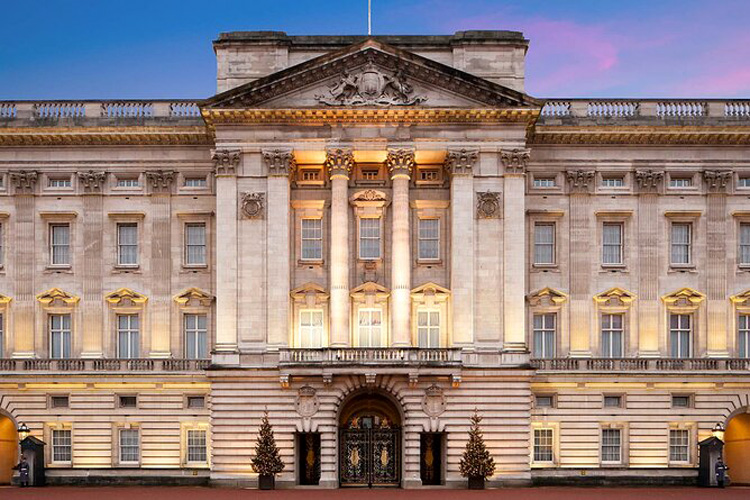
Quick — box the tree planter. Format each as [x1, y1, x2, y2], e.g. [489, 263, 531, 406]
[259, 474, 275, 490]
[468, 476, 485, 490]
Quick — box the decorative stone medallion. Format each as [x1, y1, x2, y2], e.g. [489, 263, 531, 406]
[240, 192, 265, 219]
[476, 191, 502, 219]
[315, 62, 427, 107]
[295, 385, 320, 418]
[421, 384, 446, 417]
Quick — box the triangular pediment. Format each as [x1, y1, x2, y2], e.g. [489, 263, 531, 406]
[173, 287, 214, 307]
[593, 287, 636, 306]
[36, 288, 79, 306]
[730, 289, 750, 307]
[662, 287, 705, 307]
[204, 39, 540, 111]
[105, 288, 148, 307]
[351, 281, 390, 298]
[527, 287, 568, 307]
[290, 282, 329, 299]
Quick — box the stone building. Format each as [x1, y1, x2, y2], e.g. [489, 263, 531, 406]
[0, 30, 749, 487]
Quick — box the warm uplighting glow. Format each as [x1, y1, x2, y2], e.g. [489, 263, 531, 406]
[712, 421, 725, 441]
[17, 422, 30, 441]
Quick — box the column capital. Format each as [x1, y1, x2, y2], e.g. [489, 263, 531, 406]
[703, 170, 733, 193]
[9, 170, 38, 194]
[77, 170, 107, 193]
[144, 170, 176, 193]
[325, 148, 354, 179]
[262, 149, 296, 177]
[500, 148, 530, 175]
[565, 169, 596, 194]
[212, 149, 241, 176]
[445, 148, 478, 176]
[634, 169, 665, 193]
[386, 148, 415, 179]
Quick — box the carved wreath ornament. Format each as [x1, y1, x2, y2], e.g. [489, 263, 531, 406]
[315, 62, 427, 107]
[294, 386, 320, 418]
[240, 192, 265, 219]
[477, 191, 501, 219]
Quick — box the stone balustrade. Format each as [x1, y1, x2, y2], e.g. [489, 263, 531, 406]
[0, 100, 202, 122]
[531, 357, 750, 372]
[540, 99, 750, 120]
[279, 347, 463, 366]
[0, 358, 211, 372]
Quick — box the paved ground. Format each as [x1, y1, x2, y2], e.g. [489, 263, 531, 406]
[1, 487, 749, 500]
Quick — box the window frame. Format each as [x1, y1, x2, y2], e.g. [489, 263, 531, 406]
[739, 313, 750, 358]
[116, 222, 139, 267]
[739, 222, 750, 268]
[600, 427, 624, 465]
[670, 222, 692, 267]
[298, 308, 324, 348]
[668, 428, 691, 465]
[184, 313, 209, 360]
[357, 307, 384, 347]
[118, 427, 141, 466]
[357, 217, 382, 261]
[50, 427, 73, 465]
[416, 308, 441, 348]
[669, 313, 693, 358]
[184, 222, 207, 267]
[600, 313, 624, 358]
[532, 312, 557, 358]
[533, 427, 555, 464]
[48, 313, 72, 359]
[602, 222, 624, 267]
[49, 223, 71, 268]
[186, 428, 208, 465]
[417, 218, 440, 262]
[116, 313, 140, 359]
[300, 218, 323, 262]
[533, 222, 556, 266]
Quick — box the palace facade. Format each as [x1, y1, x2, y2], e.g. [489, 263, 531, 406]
[0, 30, 749, 488]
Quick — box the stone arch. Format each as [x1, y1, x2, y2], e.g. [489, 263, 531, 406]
[725, 405, 750, 485]
[0, 407, 18, 484]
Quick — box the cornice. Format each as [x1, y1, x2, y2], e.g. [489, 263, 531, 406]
[530, 125, 750, 146]
[0, 126, 213, 146]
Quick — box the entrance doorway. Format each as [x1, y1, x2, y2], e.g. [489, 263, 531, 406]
[725, 411, 750, 485]
[339, 392, 401, 487]
[0, 414, 17, 484]
[420, 433, 443, 485]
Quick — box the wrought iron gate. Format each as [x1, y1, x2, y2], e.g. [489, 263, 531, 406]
[339, 427, 401, 486]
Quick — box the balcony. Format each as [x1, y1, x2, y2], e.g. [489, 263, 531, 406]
[0, 358, 211, 373]
[531, 357, 750, 373]
[279, 348, 463, 367]
[0, 100, 203, 124]
[539, 99, 750, 122]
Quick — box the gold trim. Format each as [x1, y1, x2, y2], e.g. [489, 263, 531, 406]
[105, 287, 148, 306]
[174, 287, 214, 307]
[730, 289, 750, 305]
[36, 287, 79, 306]
[0, 126, 212, 146]
[593, 287, 636, 305]
[662, 287, 705, 306]
[528, 287, 568, 305]
[530, 126, 750, 146]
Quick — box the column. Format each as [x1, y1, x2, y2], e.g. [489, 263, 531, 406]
[79, 171, 107, 358]
[446, 149, 477, 346]
[326, 149, 354, 347]
[263, 150, 294, 347]
[213, 150, 241, 364]
[10, 171, 37, 358]
[566, 170, 596, 357]
[387, 148, 415, 347]
[501, 149, 529, 351]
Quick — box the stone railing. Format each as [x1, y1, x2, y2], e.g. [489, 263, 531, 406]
[531, 357, 750, 372]
[0, 358, 211, 372]
[540, 99, 750, 120]
[0, 100, 202, 121]
[279, 348, 463, 366]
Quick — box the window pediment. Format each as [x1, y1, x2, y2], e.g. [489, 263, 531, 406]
[0, 292, 12, 306]
[350, 189, 388, 207]
[662, 288, 705, 308]
[290, 282, 329, 307]
[105, 288, 148, 307]
[36, 288, 79, 307]
[528, 287, 568, 307]
[730, 289, 750, 309]
[593, 287, 636, 307]
[411, 282, 450, 306]
[173, 287, 214, 307]
[351, 282, 390, 302]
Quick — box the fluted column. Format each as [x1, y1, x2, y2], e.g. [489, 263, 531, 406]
[326, 149, 354, 347]
[387, 148, 415, 347]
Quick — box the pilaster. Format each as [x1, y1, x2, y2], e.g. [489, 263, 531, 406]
[10, 171, 37, 358]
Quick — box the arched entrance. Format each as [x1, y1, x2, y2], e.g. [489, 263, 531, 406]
[339, 392, 402, 487]
[725, 411, 750, 485]
[0, 413, 18, 485]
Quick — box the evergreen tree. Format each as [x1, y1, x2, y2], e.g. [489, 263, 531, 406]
[459, 409, 496, 478]
[251, 411, 285, 476]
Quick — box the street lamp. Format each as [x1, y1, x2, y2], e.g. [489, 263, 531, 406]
[17, 422, 30, 441]
[712, 421, 725, 442]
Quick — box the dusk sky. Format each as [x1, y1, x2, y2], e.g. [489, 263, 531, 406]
[1, 0, 748, 99]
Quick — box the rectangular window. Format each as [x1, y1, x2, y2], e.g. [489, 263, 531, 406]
[602, 177, 625, 188]
[361, 169, 380, 181]
[117, 314, 140, 359]
[301, 219, 323, 261]
[0, 313, 3, 358]
[187, 429, 208, 463]
[184, 314, 208, 359]
[669, 429, 690, 462]
[299, 309, 323, 348]
[535, 395, 554, 408]
[0, 223, 4, 267]
[740, 177, 750, 188]
[119, 395, 137, 408]
[300, 169, 320, 182]
[51, 429, 72, 463]
[740, 223, 750, 266]
[419, 169, 440, 182]
[534, 223, 555, 265]
[671, 223, 692, 265]
[359, 218, 381, 260]
[358, 308, 383, 347]
[119, 428, 140, 464]
[184, 177, 207, 188]
[671, 395, 692, 408]
[417, 310, 440, 348]
[50, 396, 69, 408]
[117, 178, 139, 188]
[186, 396, 205, 409]
[533, 313, 556, 358]
[117, 223, 138, 266]
[670, 177, 692, 188]
[49, 178, 72, 188]
[185, 223, 207, 266]
[601, 314, 624, 358]
[740, 314, 750, 358]
[602, 223, 623, 265]
[670, 314, 692, 358]
[533, 178, 556, 188]
[50, 224, 70, 266]
[533, 428, 554, 463]
[49, 314, 72, 359]
[603, 395, 622, 408]
[601, 428, 622, 463]
[418, 219, 440, 260]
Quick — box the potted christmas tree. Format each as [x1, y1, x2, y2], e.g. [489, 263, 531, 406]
[251, 411, 285, 490]
[459, 409, 496, 489]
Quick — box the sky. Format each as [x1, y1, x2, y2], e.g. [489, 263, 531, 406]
[0, 0, 748, 99]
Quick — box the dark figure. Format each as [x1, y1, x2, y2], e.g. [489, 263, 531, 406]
[715, 458, 729, 488]
[17, 455, 30, 487]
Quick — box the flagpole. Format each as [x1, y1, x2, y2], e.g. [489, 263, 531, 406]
[368, 0, 372, 35]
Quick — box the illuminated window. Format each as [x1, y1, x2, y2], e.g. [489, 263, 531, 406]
[533, 428, 554, 463]
[51, 429, 72, 463]
[299, 309, 323, 348]
[359, 218, 381, 260]
[601, 428, 622, 463]
[601, 314, 624, 358]
[669, 429, 690, 463]
[119, 428, 140, 464]
[49, 314, 72, 359]
[533, 313, 556, 358]
[301, 219, 323, 261]
[418, 219, 440, 260]
[117, 314, 140, 359]
[358, 308, 383, 347]
[670, 314, 692, 358]
[417, 309, 440, 348]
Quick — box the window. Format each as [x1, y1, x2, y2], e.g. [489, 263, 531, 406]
[671, 395, 692, 408]
[50, 396, 69, 409]
[533, 428, 554, 463]
[119, 395, 137, 409]
[670, 314, 692, 358]
[533, 223, 555, 265]
[49, 314, 72, 359]
[739, 177, 750, 188]
[601, 428, 622, 463]
[740, 223, 750, 266]
[359, 218, 381, 260]
[533, 177, 555, 188]
[418, 219, 440, 260]
[533, 313, 556, 358]
[117, 178, 139, 188]
[49, 178, 72, 188]
[669, 177, 692, 188]
[185, 223, 207, 266]
[603, 395, 622, 408]
[185, 314, 208, 359]
[0, 223, 4, 267]
[534, 395, 555, 408]
[361, 169, 380, 181]
[602, 223, 623, 265]
[119, 428, 140, 464]
[299, 310, 323, 348]
[117, 314, 140, 359]
[50, 224, 70, 266]
[418, 169, 440, 182]
[602, 177, 625, 188]
[417, 310, 440, 348]
[671, 223, 692, 265]
[187, 429, 208, 463]
[740, 314, 750, 358]
[117, 223, 138, 266]
[301, 219, 323, 261]
[669, 429, 690, 463]
[0, 313, 3, 358]
[358, 309, 383, 347]
[187, 396, 205, 409]
[300, 169, 320, 182]
[184, 177, 207, 188]
[51, 429, 72, 463]
[601, 314, 624, 358]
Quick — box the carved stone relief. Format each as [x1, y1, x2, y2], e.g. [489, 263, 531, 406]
[213, 149, 241, 176]
[476, 191, 502, 219]
[295, 386, 320, 418]
[262, 149, 296, 177]
[325, 148, 355, 178]
[703, 170, 733, 192]
[566, 170, 596, 193]
[445, 149, 478, 176]
[500, 149, 530, 175]
[421, 384, 446, 417]
[240, 192, 265, 219]
[9, 170, 38, 192]
[634, 169, 665, 192]
[77, 170, 107, 192]
[144, 170, 175, 191]
[315, 62, 427, 107]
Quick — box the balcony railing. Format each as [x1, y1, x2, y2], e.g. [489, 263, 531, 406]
[0, 100, 202, 122]
[531, 357, 750, 372]
[0, 358, 211, 372]
[540, 99, 750, 120]
[279, 348, 463, 366]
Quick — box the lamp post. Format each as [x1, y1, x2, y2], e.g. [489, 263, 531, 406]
[17, 422, 30, 442]
[712, 421, 725, 442]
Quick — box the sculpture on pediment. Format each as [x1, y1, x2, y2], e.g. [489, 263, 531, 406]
[240, 192, 265, 219]
[476, 191, 502, 219]
[315, 62, 427, 107]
